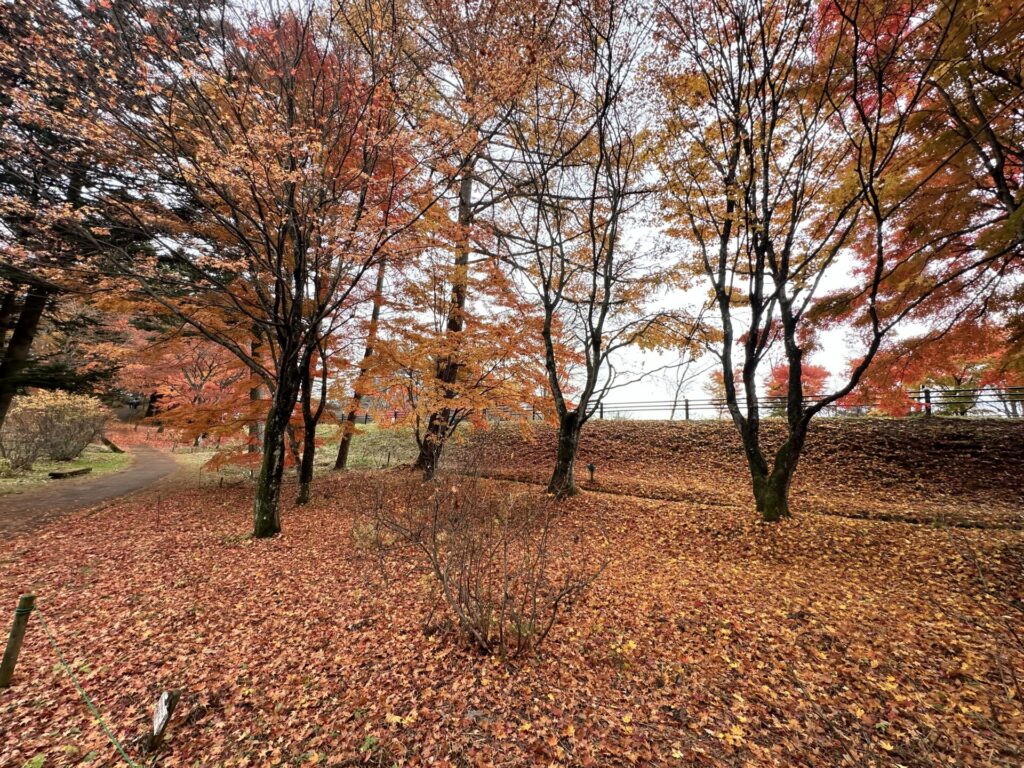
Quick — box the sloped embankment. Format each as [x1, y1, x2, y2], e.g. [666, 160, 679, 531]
[459, 418, 1024, 527]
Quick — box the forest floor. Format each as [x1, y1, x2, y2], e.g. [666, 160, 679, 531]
[457, 418, 1024, 529]
[1, 420, 1022, 767]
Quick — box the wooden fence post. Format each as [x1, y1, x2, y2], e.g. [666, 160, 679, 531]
[0, 594, 35, 688]
[685, 399, 690, 421]
[923, 388, 932, 417]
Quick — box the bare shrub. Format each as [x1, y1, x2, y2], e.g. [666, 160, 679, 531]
[0, 398, 49, 469]
[0, 391, 109, 468]
[361, 476, 605, 659]
[40, 393, 109, 460]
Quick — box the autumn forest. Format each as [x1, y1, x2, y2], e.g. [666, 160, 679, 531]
[1, 0, 1023, 765]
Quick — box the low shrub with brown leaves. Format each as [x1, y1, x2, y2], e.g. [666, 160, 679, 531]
[0, 391, 109, 468]
[358, 476, 606, 659]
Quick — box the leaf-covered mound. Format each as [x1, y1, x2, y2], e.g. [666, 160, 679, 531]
[458, 418, 1024, 527]
[2, 470, 1022, 767]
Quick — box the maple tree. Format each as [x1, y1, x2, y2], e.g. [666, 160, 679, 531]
[494, 0, 702, 496]
[70, 0, 439, 535]
[333, 257, 387, 470]
[849, 320, 1024, 417]
[840, 0, 1024, 401]
[0, 0, 152, 431]
[373, 246, 549, 465]
[397, 0, 563, 478]
[118, 327, 250, 443]
[765, 361, 829, 416]
[918, 0, 1024, 346]
[654, 0, 1015, 521]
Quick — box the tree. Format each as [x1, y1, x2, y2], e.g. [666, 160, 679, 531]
[497, 0, 700, 496]
[334, 257, 386, 470]
[403, 0, 563, 478]
[118, 328, 249, 443]
[0, 0, 149, 430]
[660, 359, 710, 420]
[765, 362, 829, 417]
[78, 0, 432, 536]
[850, 321, 1024, 417]
[374, 245, 549, 470]
[845, 0, 1024, 405]
[655, 0, 1001, 520]
[922, 0, 1024, 296]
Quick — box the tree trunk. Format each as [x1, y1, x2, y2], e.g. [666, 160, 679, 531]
[296, 366, 316, 505]
[749, 433, 804, 522]
[413, 410, 448, 480]
[547, 410, 581, 498]
[0, 288, 19, 352]
[334, 408, 359, 470]
[414, 167, 474, 477]
[248, 333, 265, 453]
[0, 284, 50, 432]
[252, 369, 301, 538]
[335, 258, 386, 471]
[752, 467, 792, 522]
[296, 424, 315, 505]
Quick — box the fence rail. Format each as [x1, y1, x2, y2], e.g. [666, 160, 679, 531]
[355, 386, 1024, 425]
[595, 386, 1024, 420]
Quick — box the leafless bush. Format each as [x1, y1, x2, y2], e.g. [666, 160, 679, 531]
[0, 392, 109, 468]
[0, 398, 49, 469]
[360, 476, 605, 659]
[38, 393, 109, 460]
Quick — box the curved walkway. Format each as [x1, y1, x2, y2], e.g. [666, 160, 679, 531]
[0, 445, 179, 538]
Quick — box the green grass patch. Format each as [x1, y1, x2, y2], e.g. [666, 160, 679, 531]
[316, 423, 418, 470]
[161, 424, 428, 490]
[0, 445, 133, 495]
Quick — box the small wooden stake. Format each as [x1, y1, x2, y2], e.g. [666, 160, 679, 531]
[142, 690, 181, 753]
[0, 594, 35, 688]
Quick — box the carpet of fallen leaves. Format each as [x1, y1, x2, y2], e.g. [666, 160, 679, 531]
[2, 440, 1023, 767]
[460, 418, 1024, 528]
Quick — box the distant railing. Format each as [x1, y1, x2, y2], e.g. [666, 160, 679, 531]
[352, 386, 1024, 424]
[595, 386, 1024, 420]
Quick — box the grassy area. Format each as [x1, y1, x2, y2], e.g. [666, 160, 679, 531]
[316, 422, 419, 470]
[166, 424, 422, 489]
[0, 445, 133, 495]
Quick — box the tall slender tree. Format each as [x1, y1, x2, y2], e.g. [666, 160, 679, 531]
[496, 0, 700, 496]
[655, 0, 1005, 521]
[79, 0, 435, 535]
[404, 0, 564, 478]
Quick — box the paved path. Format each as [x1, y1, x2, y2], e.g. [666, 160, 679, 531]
[0, 445, 179, 537]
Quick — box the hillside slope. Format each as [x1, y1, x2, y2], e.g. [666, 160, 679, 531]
[459, 418, 1024, 527]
